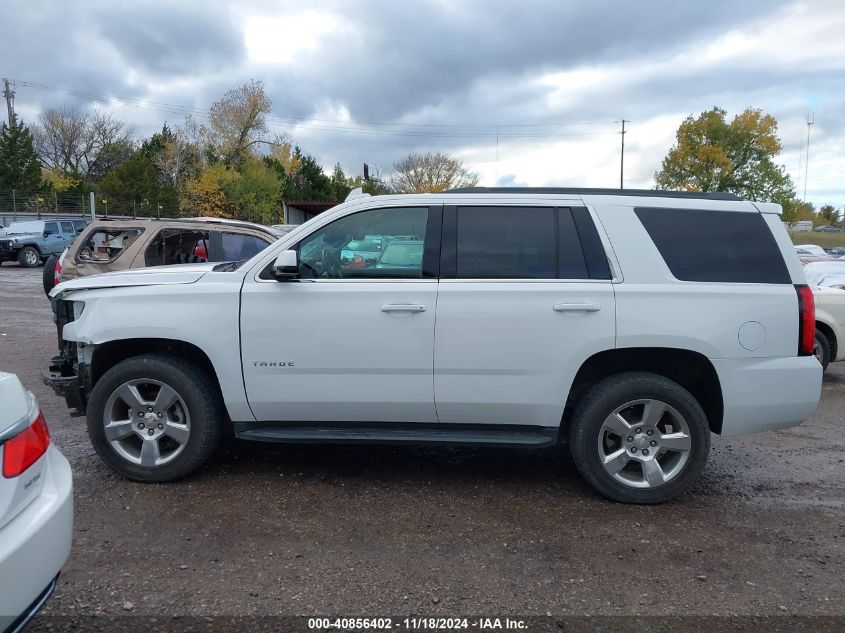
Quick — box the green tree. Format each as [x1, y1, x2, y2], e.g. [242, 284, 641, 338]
[817, 204, 841, 226]
[226, 158, 284, 224]
[99, 152, 177, 215]
[284, 148, 334, 200]
[0, 119, 43, 192]
[329, 162, 353, 200]
[655, 107, 797, 208]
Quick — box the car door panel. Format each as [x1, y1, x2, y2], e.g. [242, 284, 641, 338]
[240, 204, 442, 423]
[241, 280, 438, 422]
[433, 204, 617, 427]
[434, 280, 615, 426]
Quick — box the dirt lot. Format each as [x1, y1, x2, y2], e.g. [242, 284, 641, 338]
[0, 264, 843, 624]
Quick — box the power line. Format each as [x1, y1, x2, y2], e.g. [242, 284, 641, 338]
[13, 78, 619, 140]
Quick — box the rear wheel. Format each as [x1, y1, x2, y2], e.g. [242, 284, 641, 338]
[814, 330, 831, 372]
[18, 246, 40, 268]
[43, 254, 58, 295]
[568, 372, 710, 504]
[87, 354, 222, 482]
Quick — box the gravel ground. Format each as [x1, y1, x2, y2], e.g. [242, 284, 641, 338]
[0, 264, 843, 624]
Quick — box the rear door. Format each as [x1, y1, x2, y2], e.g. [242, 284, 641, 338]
[434, 204, 616, 427]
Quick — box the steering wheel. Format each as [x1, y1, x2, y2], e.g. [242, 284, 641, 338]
[321, 248, 344, 278]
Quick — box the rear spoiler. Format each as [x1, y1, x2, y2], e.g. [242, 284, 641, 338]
[752, 202, 783, 215]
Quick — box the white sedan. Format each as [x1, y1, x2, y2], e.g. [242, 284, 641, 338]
[0, 373, 73, 632]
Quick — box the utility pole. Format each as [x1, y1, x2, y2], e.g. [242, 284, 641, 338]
[619, 119, 628, 189]
[2, 78, 15, 128]
[803, 114, 814, 200]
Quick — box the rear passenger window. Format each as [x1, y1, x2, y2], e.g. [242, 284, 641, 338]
[145, 229, 210, 267]
[635, 207, 791, 284]
[455, 207, 599, 280]
[76, 228, 143, 264]
[457, 207, 556, 279]
[221, 232, 271, 261]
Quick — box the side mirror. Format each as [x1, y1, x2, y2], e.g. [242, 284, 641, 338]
[272, 249, 299, 281]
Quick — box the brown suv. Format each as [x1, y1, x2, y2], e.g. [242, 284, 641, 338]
[45, 217, 287, 294]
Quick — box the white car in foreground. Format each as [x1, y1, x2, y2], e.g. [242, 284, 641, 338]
[0, 373, 73, 633]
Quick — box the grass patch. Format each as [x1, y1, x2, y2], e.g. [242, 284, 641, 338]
[788, 231, 845, 248]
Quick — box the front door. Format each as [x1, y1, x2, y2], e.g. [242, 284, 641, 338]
[434, 205, 617, 427]
[42, 221, 64, 255]
[240, 204, 442, 423]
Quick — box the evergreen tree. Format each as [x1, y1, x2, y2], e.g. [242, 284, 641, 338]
[0, 119, 43, 192]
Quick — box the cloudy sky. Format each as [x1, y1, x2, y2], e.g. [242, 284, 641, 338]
[3, 0, 844, 207]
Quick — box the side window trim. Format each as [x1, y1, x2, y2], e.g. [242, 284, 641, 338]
[571, 206, 612, 280]
[421, 204, 443, 279]
[439, 205, 457, 279]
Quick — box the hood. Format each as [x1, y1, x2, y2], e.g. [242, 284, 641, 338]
[2, 232, 41, 241]
[50, 262, 219, 298]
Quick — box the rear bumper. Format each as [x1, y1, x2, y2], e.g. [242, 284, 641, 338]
[0, 446, 73, 631]
[713, 355, 822, 436]
[2, 575, 58, 633]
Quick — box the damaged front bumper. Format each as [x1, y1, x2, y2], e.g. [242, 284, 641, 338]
[42, 354, 90, 417]
[43, 297, 91, 417]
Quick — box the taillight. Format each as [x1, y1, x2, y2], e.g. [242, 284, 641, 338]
[795, 284, 815, 356]
[2, 410, 50, 478]
[53, 258, 62, 287]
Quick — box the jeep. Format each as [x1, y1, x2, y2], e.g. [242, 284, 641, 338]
[0, 219, 83, 267]
[44, 188, 822, 503]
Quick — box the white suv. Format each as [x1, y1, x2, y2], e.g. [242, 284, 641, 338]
[44, 188, 822, 503]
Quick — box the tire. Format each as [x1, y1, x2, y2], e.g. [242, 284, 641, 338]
[814, 329, 831, 372]
[86, 354, 222, 482]
[18, 246, 40, 268]
[43, 254, 58, 295]
[568, 371, 711, 504]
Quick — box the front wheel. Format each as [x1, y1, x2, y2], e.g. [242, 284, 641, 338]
[568, 372, 710, 504]
[87, 354, 222, 482]
[18, 246, 40, 268]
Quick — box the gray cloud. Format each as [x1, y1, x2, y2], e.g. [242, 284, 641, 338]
[2, 0, 843, 204]
[96, 5, 245, 75]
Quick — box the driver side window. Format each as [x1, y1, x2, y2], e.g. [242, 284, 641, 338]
[297, 206, 429, 279]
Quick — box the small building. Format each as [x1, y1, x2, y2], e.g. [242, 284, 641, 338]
[283, 201, 340, 225]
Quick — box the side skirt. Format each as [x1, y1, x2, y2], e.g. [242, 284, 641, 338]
[233, 421, 559, 448]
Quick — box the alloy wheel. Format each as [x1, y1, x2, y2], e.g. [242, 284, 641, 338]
[102, 378, 191, 467]
[597, 398, 692, 489]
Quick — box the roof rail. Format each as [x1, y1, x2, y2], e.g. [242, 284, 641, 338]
[443, 187, 743, 201]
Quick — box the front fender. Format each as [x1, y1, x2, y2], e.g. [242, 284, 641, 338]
[59, 280, 254, 421]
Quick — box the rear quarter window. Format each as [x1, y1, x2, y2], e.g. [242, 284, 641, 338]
[635, 207, 791, 284]
[76, 228, 144, 264]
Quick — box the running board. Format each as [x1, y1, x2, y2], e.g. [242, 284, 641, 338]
[234, 423, 558, 448]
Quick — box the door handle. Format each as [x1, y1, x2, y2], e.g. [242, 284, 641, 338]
[381, 304, 426, 313]
[553, 303, 601, 312]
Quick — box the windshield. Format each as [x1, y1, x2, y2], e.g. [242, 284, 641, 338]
[7, 221, 42, 234]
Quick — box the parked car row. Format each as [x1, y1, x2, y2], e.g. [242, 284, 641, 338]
[792, 246, 845, 372]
